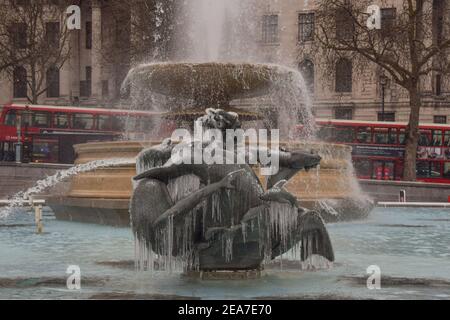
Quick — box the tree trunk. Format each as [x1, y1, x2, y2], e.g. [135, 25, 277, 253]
[403, 82, 421, 181]
[31, 64, 38, 104]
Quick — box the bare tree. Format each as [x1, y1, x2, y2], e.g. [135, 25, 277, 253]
[0, 0, 72, 104]
[102, 0, 175, 63]
[314, 0, 450, 180]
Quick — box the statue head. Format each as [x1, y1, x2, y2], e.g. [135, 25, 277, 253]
[286, 150, 322, 171]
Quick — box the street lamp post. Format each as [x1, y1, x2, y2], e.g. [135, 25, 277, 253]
[15, 106, 32, 163]
[15, 112, 22, 163]
[379, 74, 388, 122]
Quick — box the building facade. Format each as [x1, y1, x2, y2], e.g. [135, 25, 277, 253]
[0, 0, 130, 108]
[1, 0, 449, 124]
[256, 0, 450, 124]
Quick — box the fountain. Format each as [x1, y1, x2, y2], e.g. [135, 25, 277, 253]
[24, 0, 372, 275]
[129, 105, 335, 273]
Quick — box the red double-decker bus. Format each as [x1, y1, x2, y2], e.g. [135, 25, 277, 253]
[312, 119, 450, 184]
[0, 104, 169, 164]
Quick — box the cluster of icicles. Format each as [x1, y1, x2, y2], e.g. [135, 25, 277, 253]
[133, 174, 332, 273]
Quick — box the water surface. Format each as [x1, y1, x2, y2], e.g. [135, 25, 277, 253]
[1, 207, 449, 300]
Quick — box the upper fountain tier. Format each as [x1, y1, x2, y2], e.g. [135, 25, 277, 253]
[123, 62, 293, 109]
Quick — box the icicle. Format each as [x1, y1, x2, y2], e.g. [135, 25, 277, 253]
[167, 174, 201, 203]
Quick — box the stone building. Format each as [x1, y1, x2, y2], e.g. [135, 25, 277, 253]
[0, 0, 130, 108]
[256, 0, 450, 123]
[1, 0, 449, 124]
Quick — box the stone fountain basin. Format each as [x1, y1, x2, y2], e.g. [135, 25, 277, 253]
[45, 141, 372, 226]
[123, 63, 291, 106]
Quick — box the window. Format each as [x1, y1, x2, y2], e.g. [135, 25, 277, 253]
[10, 23, 27, 49]
[15, 0, 30, 6]
[435, 74, 442, 96]
[381, 8, 396, 32]
[444, 162, 450, 178]
[45, 22, 59, 48]
[13, 66, 27, 98]
[433, 0, 444, 46]
[299, 60, 314, 93]
[98, 115, 112, 130]
[417, 161, 441, 178]
[32, 112, 50, 128]
[377, 112, 395, 122]
[335, 8, 354, 40]
[54, 113, 69, 129]
[4, 110, 17, 126]
[357, 127, 372, 143]
[374, 128, 397, 145]
[432, 130, 443, 146]
[102, 80, 109, 98]
[86, 21, 92, 49]
[444, 131, 450, 146]
[298, 13, 315, 42]
[80, 67, 92, 97]
[334, 108, 353, 120]
[317, 126, 335, 142]
[262, 15, 278, 43]
[335, 59, 352, 93]
[419, 130, 432, 146]
[46, 66, 60, 98]
[112, 115, 126, 131]
[334, 127, 355, 143]
[399, 129, 406, 145]
[435, 115, 447, 124]
[73, 113, 94, 130]
[354, 159, 371, 177]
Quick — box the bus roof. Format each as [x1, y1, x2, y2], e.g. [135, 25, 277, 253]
[3, 103, 165, 116]
[315, 118, 450, 130]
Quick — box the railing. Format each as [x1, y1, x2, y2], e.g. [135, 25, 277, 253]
[0, 199, 45, 233]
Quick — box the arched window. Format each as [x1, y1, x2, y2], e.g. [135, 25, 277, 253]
[335, 58, 352, 93]
[46, 66, 60, 98]
[299, 59, 314, 93]
[13, 66, 27, 98]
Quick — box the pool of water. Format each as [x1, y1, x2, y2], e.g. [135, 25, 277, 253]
[1, 207, 449, 300]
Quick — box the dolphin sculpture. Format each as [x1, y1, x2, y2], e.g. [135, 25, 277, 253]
[130, 109, 334, 271]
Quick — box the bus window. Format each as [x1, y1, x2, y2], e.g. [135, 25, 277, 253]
[444, 163, 450, 178]
[417, 161, 441, 178]
[335, 127, 354, 143]
[445, 131, 450, 147]
[317, 126, 335, 142]
[374, 128, 389, 144]
[399, 129, 406, 145]
[98, 115, 112, 130]
[0, 142, 15, 161]
[432, 130, 443, 146]
[32, 139, 59, 163]
[4, 110, 16, 126]
[73, 113, 94, 130]
[354, 159, 371, 177]
[111, 115, 126, 131]
[419, 130, 432, 146]
[32, 112, 50, 128]
[356, 127, 371, 143]
[54, 113, 69, 129]
[123, 116, 141, 132]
